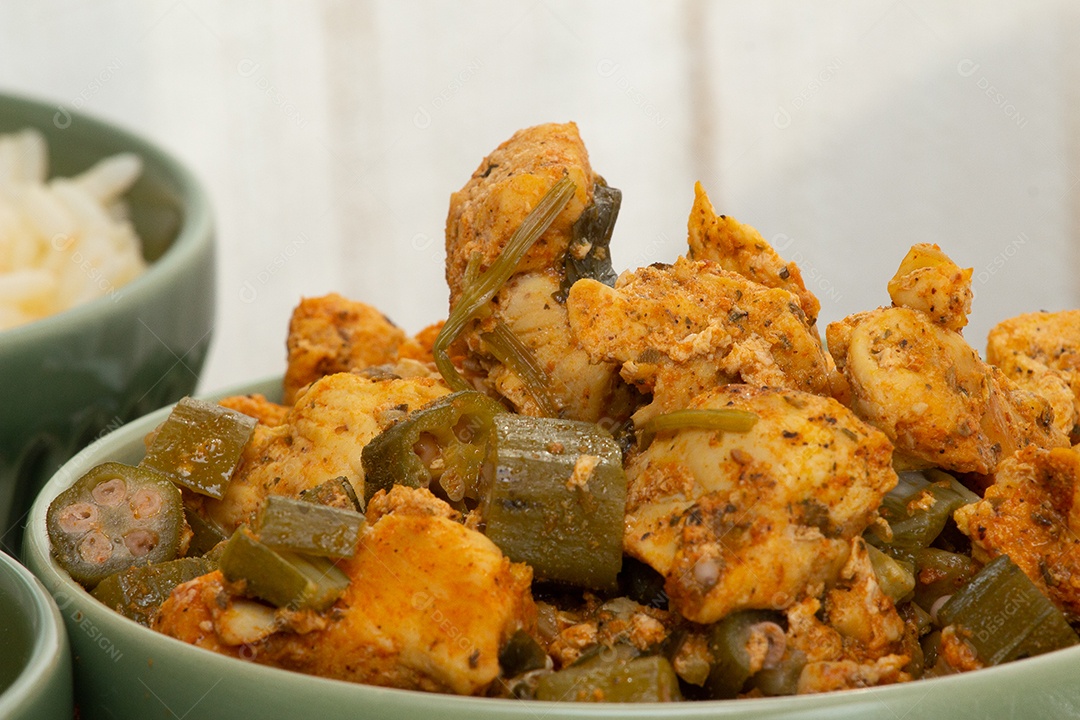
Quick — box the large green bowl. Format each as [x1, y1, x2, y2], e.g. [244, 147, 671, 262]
[0, 549, 72, 720]
[0, 91, 215, 556]
[21, 380, 1080, 719]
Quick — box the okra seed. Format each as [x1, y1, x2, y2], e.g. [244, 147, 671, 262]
[130, 488, 163, 519]
[78, 531, 114, 564]
[92, 478, 128, 506]
[57, 502, 98, 534]
[124, 529, 160, 557]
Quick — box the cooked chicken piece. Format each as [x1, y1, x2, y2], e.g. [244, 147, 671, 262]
[365, 483, 458, 523]
[568, 257, 834, 423]
[485, 272, 637, 422]
[784, 580, 910, 694]
[623, 384, 896, 624]
[887, 243, 973, 332]
[954, 445, 1080, 616]
[218, 393, 289, 426]
[822, 538, 906, 654]
[987, 310, 1080, 442]
[396, 321, 444, 364]
[545, 596, 674, 670]
[829, 306, 1068, 474]
[796, 655, 910, 694]
[687, 182, 820, 326]
[445, 123, 633, 422]
[933, 626, 984, 673]
[203, 372, 450, 532]
[445, 122, 592, 307]
[284, 293, 408, 404]
[157, 487, 535, 695]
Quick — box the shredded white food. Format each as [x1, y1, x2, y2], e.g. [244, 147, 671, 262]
[0, 128, 146, 330]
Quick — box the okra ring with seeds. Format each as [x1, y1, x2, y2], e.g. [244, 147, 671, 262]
[46, 461, 188, 588]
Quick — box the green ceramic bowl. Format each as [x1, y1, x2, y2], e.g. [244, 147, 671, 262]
[0, 91, 215, 556]
[21, 380, 1080, 719]
[0, 549, 72, 720]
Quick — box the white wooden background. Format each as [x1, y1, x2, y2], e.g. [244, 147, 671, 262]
[2, 1, 1078, 395]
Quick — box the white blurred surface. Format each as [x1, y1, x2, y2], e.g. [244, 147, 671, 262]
[2, 1, 1078, 393]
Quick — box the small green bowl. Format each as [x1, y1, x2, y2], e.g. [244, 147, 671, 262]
[21, 380, 1080, 719]
[0, 549, 72, 720]
[0, 91, 215, 555]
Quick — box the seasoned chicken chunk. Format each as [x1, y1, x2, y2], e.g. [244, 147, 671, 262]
[987, 310, 1080, 442]
[284, 293, 408, 404]
[445, 122, 592, 307]
[623, 384, 896, 624]
[822, 538, 906, 655]
[203, 372, 450, 532]
[568, 257, 833, 422]
[783, 542, 912, 694]
[828, 306, 1068, 474]
[156, 488, 535, 695]
[687, 182, 820, 326]
[486, 272, 637, 422]
[955, 445, 1080, 617]
[217, 393, 289, 426]
[445, 123, 633, 422]
[887, 243, 973, 332]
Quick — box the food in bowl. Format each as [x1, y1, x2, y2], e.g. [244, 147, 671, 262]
[44, 122, 1080, 703]
[0, 128, 146, 330]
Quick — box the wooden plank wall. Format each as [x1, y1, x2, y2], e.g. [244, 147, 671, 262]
[2, 0, 1077, 392]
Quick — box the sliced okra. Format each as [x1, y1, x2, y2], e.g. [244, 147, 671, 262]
[255, 495, 364, 558]
[47, 461, 188, 588]
[481, 414, 626, 590]
[219, 528, 349, 611]
[91, 556, 216, 626]
[141, 397, 257, 499]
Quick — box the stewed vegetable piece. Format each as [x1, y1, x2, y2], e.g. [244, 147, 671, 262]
[141, 397, 257, 499]
[91, 556, 216, 626]
[255, 495, 364, 558]
[535, 646, 682, 702]
[704, 610, 787, 699]
[46, 461, 188, 587]
[482, 414, 626, 590]
[298, 476, 363, 512]
[937, 554, 1078, 666]
[219, 528, 349, 611]
[361, 390, 505, 506]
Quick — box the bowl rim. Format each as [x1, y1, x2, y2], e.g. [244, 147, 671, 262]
[0, 548, 68, 716]
[0, 89, 214, 348]
[21, 377, 1080, 717]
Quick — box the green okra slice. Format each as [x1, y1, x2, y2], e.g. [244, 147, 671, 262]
[498, 629, 549, 677]
[937, 554, 1078, 665]
[704, 609, 786, 699]
[141, 397, 257, 499]
[255, 495, 364, 558]
[747, 648, 807, 697]
[559, 180, 622, 298]
[866, 543, 915, 603]
[47, 461, 188, 588]
[91, 556, 216, 626]
[361, 390, 505, 506]
[912, 547, 980, 613]
[219, 528, 349, 611]
[535, 649, 682, 702]
[481, 414, 626, 590]
[298, 476, 362, 512]
[183, 507, 229, 557]
[868, 471, 977, 551]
